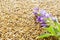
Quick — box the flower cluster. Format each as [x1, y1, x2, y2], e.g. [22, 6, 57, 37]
[33, 7, 58, 27]
[33, 7, 60, 40]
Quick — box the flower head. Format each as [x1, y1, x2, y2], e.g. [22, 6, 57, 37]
[40, 9, 47, 15]
[36, 16, 47, 27]
[33, 7, 39, 15]
[36, 16, 44, 22]
[33, 8, 58, 27]
[40, 9, 51, 18]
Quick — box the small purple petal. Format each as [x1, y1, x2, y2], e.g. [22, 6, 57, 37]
[36, 16, 44, 22]
[33, 7, 39, 11]
[40, 9, 47, 15]
[40, 9, 51, 18]
[40, 21, 46, 24]
[45, 13, 50, 18]
[33, 7, 39, 15]
[33, 7, 39, 12]
[33, 12, 37, 15]
[41, 24, 47, 27]
[51, 17, 58, 22]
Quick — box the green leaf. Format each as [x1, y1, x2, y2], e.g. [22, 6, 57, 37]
[57, 23, 60, 31]
[44, 25, 56, 35]
[57, 32, 60, 37]
[55, 22, 60, 32]
[54, 28, 59, 34]
[37, 33, 52, 38]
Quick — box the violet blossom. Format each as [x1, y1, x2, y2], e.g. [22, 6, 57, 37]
[40, 9, 51, 18]
[36, 16, 47, 27]
[33, 7, 39, 15]
[33, 7, 58, 27]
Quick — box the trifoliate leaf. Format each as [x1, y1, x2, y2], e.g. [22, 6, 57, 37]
[44, 25, 56, 35]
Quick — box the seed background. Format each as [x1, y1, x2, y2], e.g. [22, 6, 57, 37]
[0, 0, 60, 40]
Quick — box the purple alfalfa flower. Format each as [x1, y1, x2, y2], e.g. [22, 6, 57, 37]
[36, 16, 44, 22]
[36, 16, 47, 27]
[45, 13, 51, 18]
[40, 9, 46, 15]
[40, 20, 47, 27]
[40, 9, 51, 18]
[41, 23, 47, 27]
[33, 7, 39, 15]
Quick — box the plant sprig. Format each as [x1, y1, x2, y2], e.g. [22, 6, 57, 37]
[33, 7, 60, 40]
